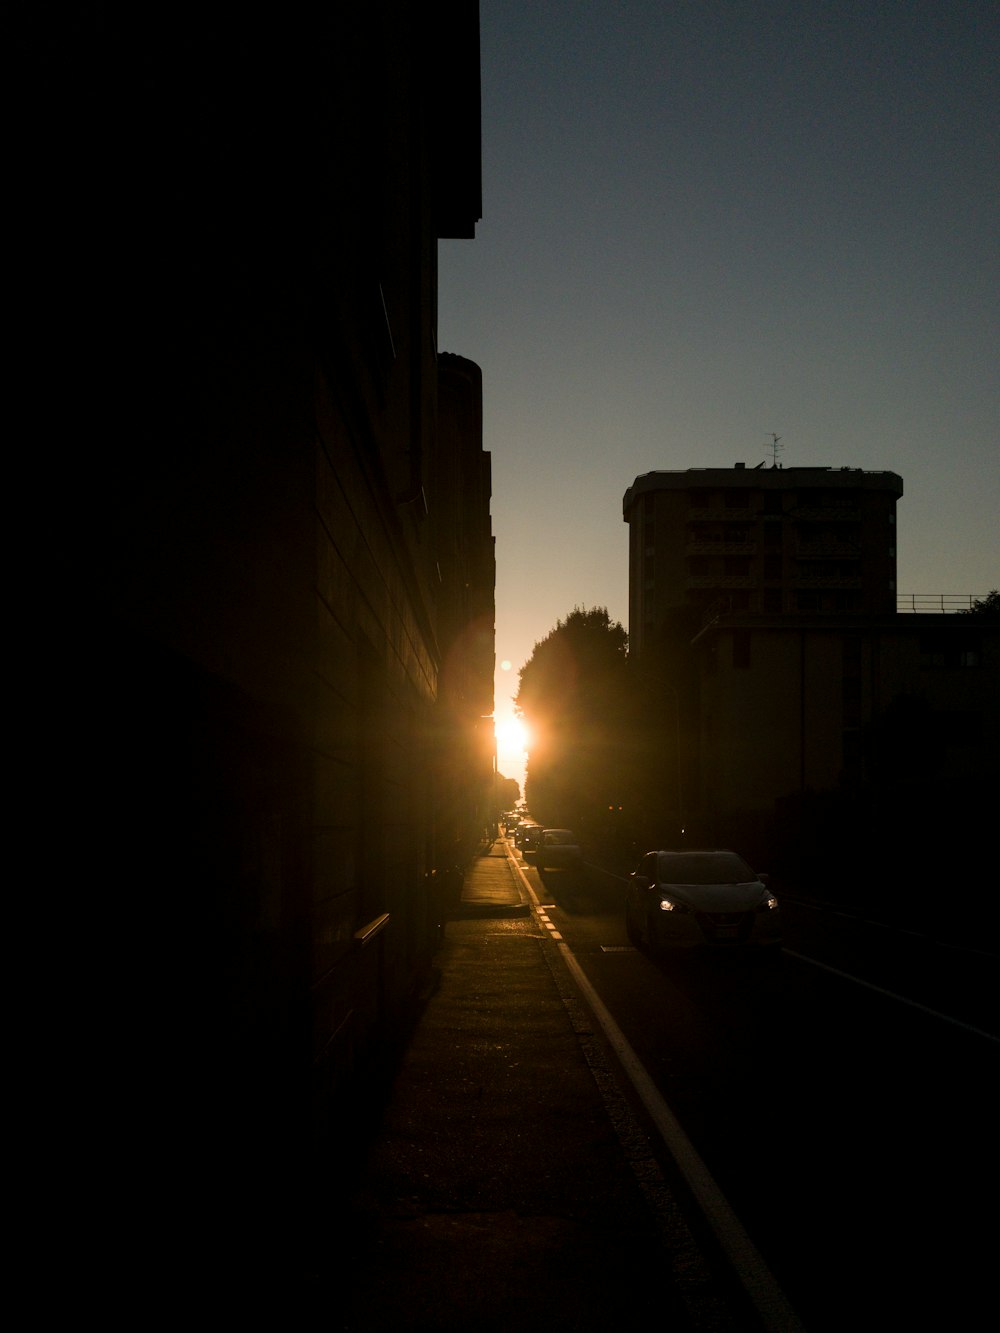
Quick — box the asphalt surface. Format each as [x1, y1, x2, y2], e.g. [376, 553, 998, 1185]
[331, 841, 754, 1332]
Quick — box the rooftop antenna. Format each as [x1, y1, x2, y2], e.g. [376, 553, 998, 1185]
[766, 433, 784, 468]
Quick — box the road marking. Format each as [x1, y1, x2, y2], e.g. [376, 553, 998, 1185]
[556, 944, 805, 1333]
[782, 895, 998, 959]
[783, 949, 1000, 1043]
[504, 843, 805, 1333]
[588, 863, 997, 1041]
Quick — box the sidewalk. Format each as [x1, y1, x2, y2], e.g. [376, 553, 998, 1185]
[333, 841, 741, 1332]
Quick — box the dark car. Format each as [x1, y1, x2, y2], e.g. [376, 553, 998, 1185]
[537, 828, 582, 871]
[625, 848, 781, 951]
[513, 821, 527, 847]
[517, 823, 545, 856]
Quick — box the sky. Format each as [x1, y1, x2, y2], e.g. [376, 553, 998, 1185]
[437, 0, 999, 790]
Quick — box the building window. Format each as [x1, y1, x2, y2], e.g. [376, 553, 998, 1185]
[763, 525, 783, 550]
[919, 635, 982, 669]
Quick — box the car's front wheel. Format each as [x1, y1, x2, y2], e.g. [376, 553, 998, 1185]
[627, 901, 654, 951]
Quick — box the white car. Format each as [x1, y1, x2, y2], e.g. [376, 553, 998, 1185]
[625, 849, 781, 951]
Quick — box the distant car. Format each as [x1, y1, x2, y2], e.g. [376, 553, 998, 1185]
[519, 824, 545, 857]
[625, 849, 781, 951]
[538, 828, 582, 870]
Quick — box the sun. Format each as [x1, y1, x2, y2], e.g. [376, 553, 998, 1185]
[495, 715, 529, 754]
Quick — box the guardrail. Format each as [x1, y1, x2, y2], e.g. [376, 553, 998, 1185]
[896, 593, 986, 613]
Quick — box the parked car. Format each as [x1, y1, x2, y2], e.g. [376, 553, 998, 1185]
[625, 849, 781, 951]
[519, 824, 545, 857]
[538, 828, 582, 870]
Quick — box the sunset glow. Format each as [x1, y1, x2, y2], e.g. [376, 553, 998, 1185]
[495, 714, 529, 755]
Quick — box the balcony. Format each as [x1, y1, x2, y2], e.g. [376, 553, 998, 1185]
[793, 575, 862, 588]
[796, 539, 861, 557]
[686, 574, 756, 589]
[686, 540, 757, 555]
[792, 507, 860, 522]
[687, 505, 744, 521]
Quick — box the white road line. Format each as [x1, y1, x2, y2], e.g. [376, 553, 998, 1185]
[556, 944, 805, 1333]
[783, 948, 1000, 1043]
[584, 861, 997, 1040]
[783, 896, 998, 959]
[504, 842, 805, 1333]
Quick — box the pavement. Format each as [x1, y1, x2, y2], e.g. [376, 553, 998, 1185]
[327, 839, 754, 1332]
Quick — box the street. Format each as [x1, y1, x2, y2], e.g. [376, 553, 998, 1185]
[506, 835, 999, 1332]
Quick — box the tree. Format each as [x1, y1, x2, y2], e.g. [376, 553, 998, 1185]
[515, 607, 631, 833]
[495, 773, 520, 812]
[957, 589, 1000, 619]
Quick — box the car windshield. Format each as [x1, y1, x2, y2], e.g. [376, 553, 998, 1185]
[545, 830, 575, 844]
[656, 852, 754, 884]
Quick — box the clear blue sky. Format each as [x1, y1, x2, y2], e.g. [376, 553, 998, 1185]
[438, 0, 999, 788]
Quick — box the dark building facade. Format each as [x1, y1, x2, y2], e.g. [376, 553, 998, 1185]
[623, 465, 904, 658]
[21, 2, 489, 1288]
[622, 465, 997, 886]
[690, 610, 999, 878]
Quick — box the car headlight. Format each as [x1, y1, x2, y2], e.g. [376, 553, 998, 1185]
[757, 894, 779, 911]
[658, 897, 689, 913]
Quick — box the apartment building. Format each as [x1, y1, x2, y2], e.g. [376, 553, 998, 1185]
[623, 465, 903, 659]
[621, 464, 997, 882]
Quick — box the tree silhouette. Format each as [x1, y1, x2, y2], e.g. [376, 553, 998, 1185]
[516, 607, 631, 833]
[957, 589, 999, 619]
[495, 773, 520, 811]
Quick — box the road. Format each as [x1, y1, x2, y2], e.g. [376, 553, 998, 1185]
[506, 835, 999, 1332]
